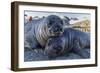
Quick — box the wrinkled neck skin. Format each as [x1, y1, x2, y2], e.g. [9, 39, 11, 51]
[35, 18, 50, 47]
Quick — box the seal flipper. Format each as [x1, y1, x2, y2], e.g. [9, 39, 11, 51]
[73, 40, 90, 58]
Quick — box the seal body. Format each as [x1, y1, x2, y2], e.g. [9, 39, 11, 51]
[45, 28, 90, 59]
[24, 15, 64, 49]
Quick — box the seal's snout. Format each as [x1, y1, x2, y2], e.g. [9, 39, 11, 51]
[54, 26, 63, 33]
[49, 25, 63, 36]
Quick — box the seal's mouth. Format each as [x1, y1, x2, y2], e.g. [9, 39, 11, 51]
[50, 30, 63, 36]
[52, 31, 63, 36]
[48, 26, 64, 36]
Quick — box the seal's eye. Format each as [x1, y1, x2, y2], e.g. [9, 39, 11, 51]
[48, 21, 53, 28]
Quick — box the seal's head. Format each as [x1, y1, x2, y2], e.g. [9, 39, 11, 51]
[44, 37, 64, 59]
[46, 15, 64, 36]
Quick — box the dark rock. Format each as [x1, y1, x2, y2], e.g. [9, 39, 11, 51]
[24, 48, 90, 62]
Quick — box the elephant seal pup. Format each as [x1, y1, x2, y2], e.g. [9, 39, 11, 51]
[44, 28, 90, 59]
[24, 15, 64, 50]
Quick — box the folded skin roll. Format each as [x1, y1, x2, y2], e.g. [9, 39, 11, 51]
[24, 15, 64, 50]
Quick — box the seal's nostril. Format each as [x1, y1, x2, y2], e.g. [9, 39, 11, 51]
[60, 28, 62, 31]
[57, 28, 62, 31]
